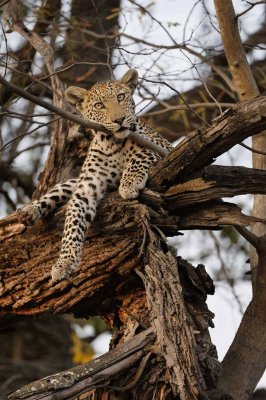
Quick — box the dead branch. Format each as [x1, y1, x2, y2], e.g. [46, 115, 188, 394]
[164, 165, 266, 209]
[0, 92, 266, 400]
[1, 96, 266, 325]
[8, 329, 155, 400]
[149, 95, 266, 188]
[7, 251, 218, 400]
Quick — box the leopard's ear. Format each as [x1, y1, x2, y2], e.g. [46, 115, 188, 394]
[65, 86, 87, 105]
[119, 69, 138, 93]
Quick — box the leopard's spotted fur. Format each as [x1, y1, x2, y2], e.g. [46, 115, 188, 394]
[18, 69, 172, 282]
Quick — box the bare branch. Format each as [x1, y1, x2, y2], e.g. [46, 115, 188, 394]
[0, 74, 169, 157]
[8, 329, 155, 400]
[149, 95, 266, 188]
[235, 1, 266, 20]
[235, 226, 261, 249]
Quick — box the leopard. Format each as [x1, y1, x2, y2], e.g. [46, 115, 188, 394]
[18, 69, 173, 282]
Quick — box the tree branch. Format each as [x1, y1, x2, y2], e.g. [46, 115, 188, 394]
[1, 91, 266, 400]
[8, 329, 155, 400]
[0, 74, 168, 158]
[1, 96, 266, 325]
[164, 165, 266, 209]
[149, 95, 266, 188]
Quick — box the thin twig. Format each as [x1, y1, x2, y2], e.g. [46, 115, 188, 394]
[240, 141, 266, 156]
[144, 78, 211, 127]
[0, 118, 60, 153]
[145, 102, 234, 116]
[235, 1, 266, 20]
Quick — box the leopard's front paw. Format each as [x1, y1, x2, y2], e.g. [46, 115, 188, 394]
[119, 184, 139, 200]
[17, 202, 41, 226]
[51, 259, 78, 283]
[119, 178, 147, 200]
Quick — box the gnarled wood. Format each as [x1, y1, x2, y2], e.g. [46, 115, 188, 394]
[149, 96, 266, 188]
[165, 166, 266, 209]
[1, 95, 266, 400]
[8, 251, 219, 400]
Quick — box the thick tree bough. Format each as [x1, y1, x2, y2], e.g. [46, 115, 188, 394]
[149, 95, 266, 188]
[0, 196, 263, 326]
[0, 96, 265, 325]
[8, 253, 219, 400]
[1, 96, 266, 399]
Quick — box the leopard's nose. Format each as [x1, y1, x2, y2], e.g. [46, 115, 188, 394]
[113, 116, 125, 124]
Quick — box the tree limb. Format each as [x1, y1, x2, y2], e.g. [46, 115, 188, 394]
[0, 74, 168, 158]
[149, 95, 266, 188]
[164, 165, 266, 209]
[8, 328, 155, 400]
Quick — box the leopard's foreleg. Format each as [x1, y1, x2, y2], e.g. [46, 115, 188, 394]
[17, 179, 78, 225]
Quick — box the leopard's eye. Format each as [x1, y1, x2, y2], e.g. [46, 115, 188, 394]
[94, 102, 105, 110]
[117, 93, 126, 102]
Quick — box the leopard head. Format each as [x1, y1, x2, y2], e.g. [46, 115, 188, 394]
[65, 69, 138, 135]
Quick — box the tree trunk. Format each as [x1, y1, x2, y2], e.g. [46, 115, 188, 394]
[213, 1, 266, 398]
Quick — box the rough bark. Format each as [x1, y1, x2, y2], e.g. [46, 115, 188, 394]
[5, 253, 219, 400]
[143, 243, 214, 400]
[1, 94, 266, 399]
[1, 96, 266, 322]
[149, 96, 266, 188]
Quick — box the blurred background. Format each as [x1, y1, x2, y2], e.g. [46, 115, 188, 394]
[0, 0, 265, 397]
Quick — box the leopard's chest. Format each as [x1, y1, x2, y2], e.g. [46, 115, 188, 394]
[90, 134, 140, 170]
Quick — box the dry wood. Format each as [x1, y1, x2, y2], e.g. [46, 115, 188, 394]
[165, 166, 266, 209]
[143, 244, 205, 399]
[8, 250, 218, 400]
[1, 96, 266, 325]
[1, 195, 258, 328]
[0, 197, 148, 323]
[149, 96, 266, 188]
[1, 89, 266, 399]
[8, 329, 155, 400]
